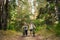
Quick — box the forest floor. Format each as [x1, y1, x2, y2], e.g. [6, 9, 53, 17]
[0, 30, 60, 40]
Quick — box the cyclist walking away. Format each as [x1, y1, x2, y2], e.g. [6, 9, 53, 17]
[22, 23, 28, 37]
[29, 23, 36, 37]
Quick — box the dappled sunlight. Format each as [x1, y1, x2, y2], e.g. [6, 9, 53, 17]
[0, 0, 60, 40]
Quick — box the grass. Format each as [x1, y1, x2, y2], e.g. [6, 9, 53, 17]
[0, 30, 22, 40]
[0, 30, 21, 36]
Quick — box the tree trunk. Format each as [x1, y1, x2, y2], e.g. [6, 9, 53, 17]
[0, 0, 4, 30]
[0, 5, 2, 30]
[2, 0, 8, 30]
[0, 0, 8, 30]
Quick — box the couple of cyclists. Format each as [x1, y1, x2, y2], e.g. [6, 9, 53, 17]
[22, 22, 36, 37]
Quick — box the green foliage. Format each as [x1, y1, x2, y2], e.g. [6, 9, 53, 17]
[33, 19, 45, 32]
[55, 21, 60, 36]
[58, 2, 60, 13]
[7, 0, 31, 31]
[7, 0, 17, 30]
[6, 0, 60, 36]
[49, 2, 55, 13]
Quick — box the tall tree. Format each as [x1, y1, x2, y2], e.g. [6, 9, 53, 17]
[0, 0, 8, 30]
[0, 0, 4, 30]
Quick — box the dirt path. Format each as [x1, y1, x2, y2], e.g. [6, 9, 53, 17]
[0, 30, 60, 40]
[23, 36, 36, 40]
[0, 30, 44, 40]
[0, 34, 60, 40]
[0, 35, 42, 40]
[17, 35, 44, 40]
